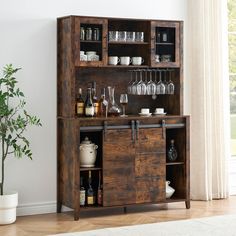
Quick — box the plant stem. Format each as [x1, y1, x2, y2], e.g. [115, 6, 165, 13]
[1, 137, 4, 195]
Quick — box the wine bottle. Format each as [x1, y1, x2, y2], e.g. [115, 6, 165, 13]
[87, 171, 95, 206]
[92, 82, 99, 117]
[85, 88, 94, 117]
[167, 139, 178, 161]
[97, 171, 103, 205]
[76, 88, 84, 117]
[98, 88, 108, 117]
[80, 177, 86, 206]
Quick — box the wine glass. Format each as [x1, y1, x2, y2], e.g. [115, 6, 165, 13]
[156, 70, 165, 95]
[146, 70, 156, 95]
[131, 70, 138, 95]
[167, 70, 175, 94]
[120, 94, 128, 117]
[136, 70, 146, 95]
[127, 71, 133, 94]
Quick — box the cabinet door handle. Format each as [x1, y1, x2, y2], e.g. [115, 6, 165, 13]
[161, 119, 166, 139]
[136, 120, 140, 140]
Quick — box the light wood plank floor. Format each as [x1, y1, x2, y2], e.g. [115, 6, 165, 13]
[1, 196, 236, 236]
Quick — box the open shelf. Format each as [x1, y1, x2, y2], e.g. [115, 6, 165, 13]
[80, 167, 102, 171]
[166, 162, 184, 166]
[81, 40, 102, 43]
[156, 42, 174, 46]
[109, 41, 149, 45]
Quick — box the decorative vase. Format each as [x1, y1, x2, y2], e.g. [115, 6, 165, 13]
[166, 181, 175, 199]
[0, 191, 18, 224]
[167, 139, 178, 161]
[107, 86, 121, 116]
[79, 137, 98, 167]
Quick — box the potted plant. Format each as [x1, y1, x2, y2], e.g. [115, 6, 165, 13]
[0, 64, 41, 224]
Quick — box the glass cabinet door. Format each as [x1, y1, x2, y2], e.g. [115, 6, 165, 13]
[151, 21, 182, 68]
[74, 17, 108, 67]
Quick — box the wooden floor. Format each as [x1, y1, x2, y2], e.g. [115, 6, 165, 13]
[1, 196, 236, 236]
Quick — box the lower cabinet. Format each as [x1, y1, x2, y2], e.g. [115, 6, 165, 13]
[57, 116, 190, 220]
[103, 127, 165, 206]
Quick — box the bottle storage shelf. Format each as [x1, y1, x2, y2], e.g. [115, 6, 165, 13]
[57, 15, 189, 221]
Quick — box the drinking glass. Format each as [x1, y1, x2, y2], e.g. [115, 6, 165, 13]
[135, 32, 144, 42]
[127, 32, 135, 42]
[109, 31, 118, 41]
[146, 70, 156, 95]
[136, 70, 146, 95]
[118, 31, 127, 41]
[131, 71, 139, 95]
[163, 70, 168, 94]
[127, 71, 133, 94]
[156, 70, 165, 95]
[167, 70, 175, 94]
[120, 94, 128, 117]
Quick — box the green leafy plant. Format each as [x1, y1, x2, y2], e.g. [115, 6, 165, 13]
[0, 64, 41, 195]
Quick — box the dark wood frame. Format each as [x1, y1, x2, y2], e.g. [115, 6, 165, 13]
[57, 15, 189, 220]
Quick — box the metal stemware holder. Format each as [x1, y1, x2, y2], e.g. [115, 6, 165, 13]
[127, 69, 175, 98]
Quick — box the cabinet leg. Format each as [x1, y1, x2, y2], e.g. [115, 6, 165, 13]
[185, 200, 190, 209]
[124, 207, 127, 214]
[74, 210, 80, 221]
[57, 202, 62, 213]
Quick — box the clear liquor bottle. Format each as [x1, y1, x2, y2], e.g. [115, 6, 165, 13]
[85, 88, 94, 117]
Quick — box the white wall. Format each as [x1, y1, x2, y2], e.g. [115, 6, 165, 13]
[0, 0, 187, 215]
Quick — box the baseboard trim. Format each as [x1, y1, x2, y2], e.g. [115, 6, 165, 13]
[17, 202, 73, 216]
[17, 201, 56, 216]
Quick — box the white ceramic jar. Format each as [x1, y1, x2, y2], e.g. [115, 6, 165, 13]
[79, 137, 98, 167]
[166, 181, 175, 198]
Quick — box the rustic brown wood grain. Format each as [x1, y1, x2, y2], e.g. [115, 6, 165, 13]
[57, 15, 189, 220]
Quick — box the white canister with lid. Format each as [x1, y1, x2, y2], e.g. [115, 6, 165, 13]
[79, 137, 98, 167]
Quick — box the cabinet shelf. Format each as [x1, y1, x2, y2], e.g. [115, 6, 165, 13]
[156, 42, 174, 46]
[108, 41, 149, 45]
[166, 162, 184, 166]
[81, 40, 102, 44]
[80, 205, 103, 211]
[80, 167, 102, 171]
[106, 65, 149, 68]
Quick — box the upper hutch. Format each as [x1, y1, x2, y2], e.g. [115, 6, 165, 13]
[57, 15, 189, 220]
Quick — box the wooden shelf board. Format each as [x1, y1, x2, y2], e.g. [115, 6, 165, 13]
[108, 41, 149, 45]
[156, 42, 174, 45]
[80, 40, 102, 43]
[166, 162, 185, 166]
[80, 167, 102, 171]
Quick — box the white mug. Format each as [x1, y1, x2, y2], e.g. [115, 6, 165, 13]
[141, 108, 150, 114]
[155, 108, 164, 114]
[108, 56, 120, 65]
[120, 56, 132, 66]
[132, 57, 144, 65]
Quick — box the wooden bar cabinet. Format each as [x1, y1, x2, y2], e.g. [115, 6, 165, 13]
[57, 15, 190, 220]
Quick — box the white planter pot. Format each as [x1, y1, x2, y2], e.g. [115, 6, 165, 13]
[0, 192, 18, 224]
